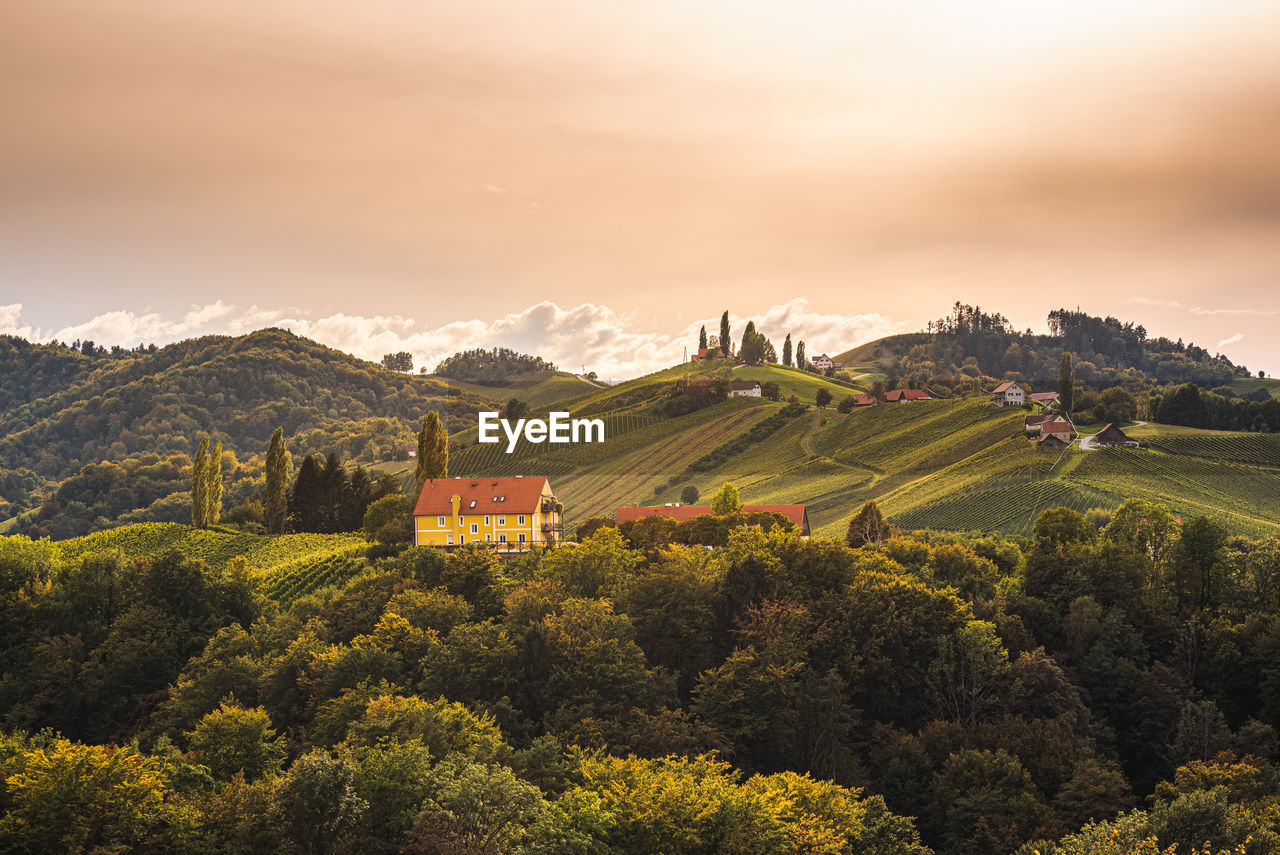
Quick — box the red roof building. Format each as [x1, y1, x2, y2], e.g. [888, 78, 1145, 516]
[413, 476, 562, 549]
[615, 504, 811, 536]
[886, 389, 931, 402]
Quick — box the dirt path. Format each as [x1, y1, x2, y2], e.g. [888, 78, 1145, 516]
[801, 408, 822, 457]
[575, 374, 606, 388]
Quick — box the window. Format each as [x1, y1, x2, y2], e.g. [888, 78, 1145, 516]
[484, 515, 490, 525]
[470, 523, 478, 534]
[498, 516, 506, 526]
[485, 534, 491, 542]
[518, 515, 526, 525]
[459, 535, 465, 545]
[518, 533, 526, 543]
[438, 516, 445, 527]
[498, 533, 507, 543]
[447, 534, 454, 545]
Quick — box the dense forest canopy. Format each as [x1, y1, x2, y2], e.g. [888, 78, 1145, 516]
[432, 347, 557, 385]
[0, 329, 498, 527]
[2, 503, 1279, 853]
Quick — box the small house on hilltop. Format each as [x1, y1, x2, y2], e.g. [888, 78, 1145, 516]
[811, 354, 835, 371]
[1094, 423, 1139, 447]
[991, 381, 1026, 407]
[728, 379, 762, 398]
[886, 389, 931, 403]
[693, 347, 723, 361]
[616, 504, 811, 537]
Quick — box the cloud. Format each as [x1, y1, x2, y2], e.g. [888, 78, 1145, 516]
[1218, 332, 1245, 348]
[1127, 297, 1279, 317]
[0, 300, 901, 379]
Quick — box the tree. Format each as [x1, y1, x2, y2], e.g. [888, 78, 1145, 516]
[503, 398, 530, 420]
[187, 701, 287, 781]
[711, 482, 743, 515]
[414, 411, 448, 497]
[272, 750, 367, 855]
[1177, 515, 1227, 611]
[265, 427, 290, 534]
[1059, 351, 1075, 414]
[783, 334, 793, 367]
[720, 311, 731, 357]
[381, 351, 414, 372]
[206, 440, 223, 526]
[192, 435, 209, 529]
[739, 321, 767, 365]
[363, 494, 411, 543]
[681, 484, 700, 504]
[699, 326, 707, 350]
[846, 500, 890, 547]
[796, 341, 806, 369]
[816, 387, 833, 408]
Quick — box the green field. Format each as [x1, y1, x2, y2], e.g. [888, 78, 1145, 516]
[57, 523, 368, 602]
[1229, 375, 1280, 400]
[430, 370, 598, 409]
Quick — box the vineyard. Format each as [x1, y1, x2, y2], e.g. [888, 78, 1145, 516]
[1127, 426, 1280, 468]
[264, 553, 368, 606]
[1067, 448, 1280, 536]
[57, 523, 368, 595]
[891, 480, 1119, 535]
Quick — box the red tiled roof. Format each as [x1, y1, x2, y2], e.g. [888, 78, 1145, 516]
[413, 476, 550, 516]
[729, 379, 760, 391]
[992, 381, 1024, 394]
[1028, 392, 1059, 402]
[1041, 417, 1072, 435]
[853, 394, 877, 405]
[1025, 414, 1047, 426]
[887, 389, 930, 401]
[616, 504, 809, 530]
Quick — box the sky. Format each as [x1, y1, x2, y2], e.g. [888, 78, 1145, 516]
[2, 0, 1279, 378]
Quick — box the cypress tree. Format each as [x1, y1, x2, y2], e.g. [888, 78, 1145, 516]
[191, 436, 209, 529]
[796, 341, 806, 370]
[415, 411, 449, 498]
[265, 427, 290, 534]
[783, 334, 792, 367]
[720, 311, 731, 357]
[699, 326, 708, 351]
[1059, 352, 1075, 414]
[291, 454, 325, 533]
[206, 440, 223, 526]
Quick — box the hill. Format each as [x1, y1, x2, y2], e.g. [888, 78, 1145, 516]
[429, 369, 600, 409]
[0, 329, 500, 531]
[443, 360, 1280, 538]
[55, 522, 368, 605]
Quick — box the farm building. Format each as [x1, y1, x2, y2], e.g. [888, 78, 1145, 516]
[1038, 432, 1069, 447]
[692, 346, 725, 361]
[886, 389, 931, 403]
[616, 503, 811, 537]
[414, 476, 563, 549]
[1094, 423, 1139, 447]
[1028, 392, 1060, 407]
[852, 394, 878, 407]
[991, 381, 1026, 407]
[728, 379, 762, 398]
[811, 353, 835, 371]
[1040, 416, 1073, 444]
[1025, 414, 1048, 433]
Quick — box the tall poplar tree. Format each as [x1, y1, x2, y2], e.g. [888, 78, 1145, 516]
[782, 334, 792, 367]
[206, 440, 223, 526]
[720, 311, 731, 357]
[265, 427, 290, 534]
[415, 411, 449, 498]
[699, 326, 708, 351]
[1059, 352, 1075, 414]
[191, 436, 209, 528]
[796, 341, 806, 370]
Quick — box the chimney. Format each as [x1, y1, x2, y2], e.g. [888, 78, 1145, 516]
[450, 494, 461, 519]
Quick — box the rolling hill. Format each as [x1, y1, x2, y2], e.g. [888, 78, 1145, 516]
[445, 363, 1280, 538]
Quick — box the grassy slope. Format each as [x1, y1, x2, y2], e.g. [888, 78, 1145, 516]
[431, 370, 599, 410]
[1229, 375, 1280, 400]
[57, 522, 366, 576]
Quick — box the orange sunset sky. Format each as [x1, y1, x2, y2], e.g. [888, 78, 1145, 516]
[2, 0, 1279, 377]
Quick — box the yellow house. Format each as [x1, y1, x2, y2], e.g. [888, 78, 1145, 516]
[412, 476, 563, 550]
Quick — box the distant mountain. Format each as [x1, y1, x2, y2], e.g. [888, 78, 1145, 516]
[0, 328, 500, 533]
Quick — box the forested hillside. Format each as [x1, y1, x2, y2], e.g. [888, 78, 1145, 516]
[0, 329, 499, 528]
[3, 502, 1279, 853]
